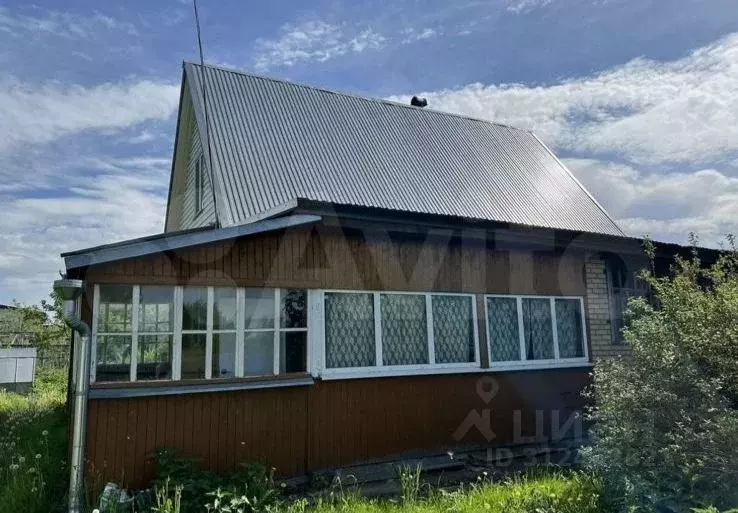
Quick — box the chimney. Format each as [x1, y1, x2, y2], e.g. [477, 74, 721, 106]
[410, 96, 428, 108]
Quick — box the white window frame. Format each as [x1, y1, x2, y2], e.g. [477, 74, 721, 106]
[315, 289, 481, 380]
[91, 285, 310, 384]
[484, 294, 589, 371]
[92, 284, 175, 383]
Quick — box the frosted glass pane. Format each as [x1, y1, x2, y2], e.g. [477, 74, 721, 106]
[556, 299, 585, 358]
[381, 294, 428, 366]
[432, 295, 475, 364]
[486, 297, 521, 362]
[325, 293, 375, 368]
[522, 298, 554, 360]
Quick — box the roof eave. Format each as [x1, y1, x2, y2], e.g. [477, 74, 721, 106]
[63, 214, 321, 271]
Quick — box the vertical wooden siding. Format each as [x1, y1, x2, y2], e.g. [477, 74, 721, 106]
[84, 226, 586, 296]
[86, 369, 589, 488]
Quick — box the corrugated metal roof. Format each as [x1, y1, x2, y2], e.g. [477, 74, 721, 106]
[184, 62, 624, 237]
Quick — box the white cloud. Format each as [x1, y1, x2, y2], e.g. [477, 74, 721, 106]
[401, 27, 438, 44]
[0, 6, 138, 39]
[0, 157, 169, 305]
[565, 158, 738, 246]
[0, 77, 179, 153]
[254, 21, 386, 70]
[506, 0, 554, 14]
[394, 33, 738, 165]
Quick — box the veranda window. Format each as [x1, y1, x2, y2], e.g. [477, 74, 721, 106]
[485, 295, 588, 369]
[243, 289, 308, 376]
[321, 291, 479, 377]
[92, 285, 308, 383]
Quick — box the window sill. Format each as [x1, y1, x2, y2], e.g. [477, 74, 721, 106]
[486, 359, 591, 372]
[88, 373, 314, 399]
[319, 361, 592, 380]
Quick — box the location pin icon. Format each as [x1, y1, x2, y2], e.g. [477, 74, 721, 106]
[476, 376, 499, 404]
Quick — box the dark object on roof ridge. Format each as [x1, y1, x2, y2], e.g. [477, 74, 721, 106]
[182, 62, 624, 237]
[411, 96, 428, 108]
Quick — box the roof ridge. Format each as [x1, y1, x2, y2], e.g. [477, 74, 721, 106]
[184, 61, 532, 134]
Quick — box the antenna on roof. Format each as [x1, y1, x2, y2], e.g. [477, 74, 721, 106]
[193, 0, 220, 227]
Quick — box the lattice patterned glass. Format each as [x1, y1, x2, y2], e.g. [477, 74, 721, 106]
[486, 297, 521, 362]
[325, 293, 376, 368]
[522, 298, 554, 360]
[381, 294, 428, 366]
[555, 298, 584, 358]
[432, 295, 475, 363]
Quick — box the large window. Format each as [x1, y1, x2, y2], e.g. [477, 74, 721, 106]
[92, 285, 308, 383]
[321, 291, 479, 377]
[485, 295, 588, 369]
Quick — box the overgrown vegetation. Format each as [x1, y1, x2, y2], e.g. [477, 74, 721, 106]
[278, 471, 603, 513]
[149, 449, 280, 513]
[0, 368, 68, 513]
[582, 236, 738, 512]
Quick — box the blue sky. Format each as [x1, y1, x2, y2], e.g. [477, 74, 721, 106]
[1, 0, 738, 305]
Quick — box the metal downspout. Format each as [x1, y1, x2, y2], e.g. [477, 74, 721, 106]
[54, 279, 90, 513]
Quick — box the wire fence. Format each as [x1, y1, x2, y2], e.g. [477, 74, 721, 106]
[36, 344, 70, 370]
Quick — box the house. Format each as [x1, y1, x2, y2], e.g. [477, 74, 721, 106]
[60, 62, 700, 488]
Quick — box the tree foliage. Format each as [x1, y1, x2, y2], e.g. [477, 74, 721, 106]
[582, 236, 738, 511]
[0, 290, 69, 349]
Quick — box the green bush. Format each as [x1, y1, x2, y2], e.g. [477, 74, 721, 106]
[151, 449, 279, 513]
[582, 238, 738, 512]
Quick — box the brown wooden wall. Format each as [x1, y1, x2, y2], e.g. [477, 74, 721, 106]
[86, 369, 589, 488]
[79, 222, 591, 488]
[81, 224, 586, 297]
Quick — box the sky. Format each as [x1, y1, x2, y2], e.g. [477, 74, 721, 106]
[1, 0, 738, 305]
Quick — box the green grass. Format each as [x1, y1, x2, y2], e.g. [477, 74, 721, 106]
[277, 471, 604, 513]
[0, 368, 69, 513]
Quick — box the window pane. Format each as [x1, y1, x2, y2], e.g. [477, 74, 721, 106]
[98, 285, 132, 333]
[139, 286, 173, 333]
[244, 331, 274, 376]
[281, 289, 307, 328]
[433, 295, 475, 364]
[96, 335, 131, 382]
[212, 333, 236, 378]
[183, 287, 208, 331]
[280, 331, 307, 373]
[181, 333, 206, 379]
[522, 298, 554, 360]
[213, 288, 237, 330]
[381, 294, 428, 366]
[137, 334, 172, 380]
[486, 297, 521, 362]
[556, 299, 585, 358]
[244, 289, 275, 329]
[325, 293, 375, 368]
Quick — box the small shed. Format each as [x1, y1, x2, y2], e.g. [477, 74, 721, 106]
[0, 347, 37, 394]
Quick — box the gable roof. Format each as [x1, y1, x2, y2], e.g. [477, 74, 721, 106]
[182, 62, 624, 237]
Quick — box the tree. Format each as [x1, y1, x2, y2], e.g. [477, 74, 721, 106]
[582, 237, 738, 512]
[0, 290, 70, 349]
